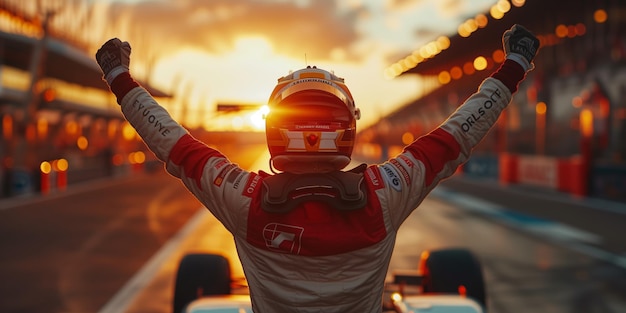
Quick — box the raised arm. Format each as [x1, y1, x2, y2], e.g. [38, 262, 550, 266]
[379, 24, 540, 227]
[95, 39, 246, 232]
[95, 39, 191, 164]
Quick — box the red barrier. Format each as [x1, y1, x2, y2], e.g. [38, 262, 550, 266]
[555, 156, 587, 197]
[557, 158, 570, 193]
[40, 161, 52, 195]
[503, 153, 588, 197]
[40, 171, 50, 194]
[39, 159, 68, 195]
[56, 170, 67, 191]
[568, 156, 587, 197]
[499, 153, 518, 185]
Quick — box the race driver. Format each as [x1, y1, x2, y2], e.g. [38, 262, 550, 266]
[96, 24, 539, 313]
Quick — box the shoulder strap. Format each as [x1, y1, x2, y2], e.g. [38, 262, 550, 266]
[261, 164, 368, 213]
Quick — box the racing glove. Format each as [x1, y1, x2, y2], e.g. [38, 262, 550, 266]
[96, 38, 131, 85]
[503, 24, 540, 72]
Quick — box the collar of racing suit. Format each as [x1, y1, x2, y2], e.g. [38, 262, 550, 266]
[261, 163, 368, 213]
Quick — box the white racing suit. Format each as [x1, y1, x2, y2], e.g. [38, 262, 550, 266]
[109, 59, 526, 313]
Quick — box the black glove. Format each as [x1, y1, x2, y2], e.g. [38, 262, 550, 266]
[95, 38, 131, 85]
[503, 24, 540, 72]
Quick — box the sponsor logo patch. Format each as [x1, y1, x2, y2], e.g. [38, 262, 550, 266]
[381, 164, 402, 192]
[243, 173, 261, 197]
[232, 172, 245, 190]
[390, 159, 411, 187]
[398, 154, 415, 168]
[366, 167, 385, 190]
[461, 88, 503, 133]
[214, 159, 229, 170]
[214, 164, 235, 187]
[226, 168, 243, 183]
[263, 223, 304, 254]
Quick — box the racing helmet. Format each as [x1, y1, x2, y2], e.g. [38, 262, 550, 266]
[265, 66, 361, 173]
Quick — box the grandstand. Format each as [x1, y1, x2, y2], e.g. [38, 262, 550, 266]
[0, 3, 171, 197]
[356, 0, 626, 202]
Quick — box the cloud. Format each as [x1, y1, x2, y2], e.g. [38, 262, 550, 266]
[385, 0, 423, 11]
[105, 0, 363, 62]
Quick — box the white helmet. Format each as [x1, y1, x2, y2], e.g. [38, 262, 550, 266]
[265, 66, 361, 173]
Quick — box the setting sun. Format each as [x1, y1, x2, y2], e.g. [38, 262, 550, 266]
[91, 0, 499, 133]
[150, 36, 303, 130]
[250, 105, 270, 130]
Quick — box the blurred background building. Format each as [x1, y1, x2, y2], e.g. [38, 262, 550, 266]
[357, 0, 626, 202]
[0, 0, 265, 197]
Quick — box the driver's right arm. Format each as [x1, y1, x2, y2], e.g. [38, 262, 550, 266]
[108, 73, 247, 233]
[95, 39, 248, 232]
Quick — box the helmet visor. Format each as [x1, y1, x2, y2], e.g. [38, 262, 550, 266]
[266, 90, 353, 129]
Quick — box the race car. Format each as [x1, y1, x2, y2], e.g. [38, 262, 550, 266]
[173, 248, 486, 313]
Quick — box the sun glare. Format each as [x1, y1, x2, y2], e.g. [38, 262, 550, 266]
[250, 105, 269, 131]
[149, 33, 309, 132]
[151, 29, 418, 132]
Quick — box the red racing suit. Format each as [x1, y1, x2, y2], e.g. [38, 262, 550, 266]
[109, 59, 526, 313]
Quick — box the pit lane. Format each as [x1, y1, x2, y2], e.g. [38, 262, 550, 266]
[1, 146, 625, 313]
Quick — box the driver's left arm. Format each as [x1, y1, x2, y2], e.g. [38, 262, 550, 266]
[381, 59, 525, 227]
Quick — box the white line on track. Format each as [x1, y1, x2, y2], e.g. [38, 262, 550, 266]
[430, 187, 626, 270]
[98, 207, 207, 313]
[98, 151, 272, 313]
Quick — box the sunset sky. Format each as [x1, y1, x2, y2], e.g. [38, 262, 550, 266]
[84, 0, 498, 130]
